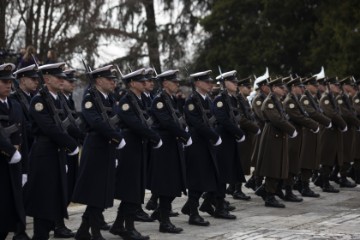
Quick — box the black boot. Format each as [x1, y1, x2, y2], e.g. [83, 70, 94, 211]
[54, 219, 75, 238]
[355, 167, 360, 184]
[301, 181, 320, 198]
[124, 216, 150, 240]
[134, 207, 154, 222]
[109, 214, 126, 237]
[233, 182, 251, 201]
[245, 175, 256, 191]
[159, 209, 183, 233]
[284, 186, 303, 202]
[329, 165, 340, 184]
[145, 195, 158, 211]
[75, 217, 91, 240]
[275, 183, 285, 200]
[255, 184, 266, 200]
[169, 205, 179, 217]
[181, 199, 191, 216]
[264, 193, 285, 208]
[199, 196, 215, 216]
[225, 184, 235, 195]
[213, 199, 236, 220]
[339, 176, 357, 188]
[188, 200, 210, 226]
[314, 175, 323, 187]
[255, 176, 264, 190]
[90, 226, 105, 240]
[347, 165, 355, 181]
[224, 200, 236, 211]
[311, 170, 319, 183]
[322, 176, 340, 193]
[293, 177, 302, 193]
[151, 208, 160, 221]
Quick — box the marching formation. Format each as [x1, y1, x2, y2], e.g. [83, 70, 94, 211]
[1, 62, 359, 240]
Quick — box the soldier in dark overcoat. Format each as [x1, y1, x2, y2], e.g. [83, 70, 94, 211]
[0, 63, 26, 240]
[110, 68, 161, 240]
[149, 69, 191, 234]
[25, 63, 79, 239]
[72, 65, 124, 240]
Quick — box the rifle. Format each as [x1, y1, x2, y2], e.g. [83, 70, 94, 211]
[185, 67, 216, 128]
[58, 93, 83, 128]
[236, 88, 255, 121]
[340, 84, 357, 116]
[326, 80, 339, 113]
[304, 90, 322, 113]
[217, 66, 241, 126]
[114, 65, 153, 128]
[0, 115, 19, 143]
[31, 54, 70, 132]
[81, 59, 119, 130]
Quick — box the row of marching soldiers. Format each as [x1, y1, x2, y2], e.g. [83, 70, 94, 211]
[1, 61, 359, 240]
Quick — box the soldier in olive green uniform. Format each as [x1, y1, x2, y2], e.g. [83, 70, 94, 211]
[336, 77, 360, 187]
[256, 77, 297, 208]
[248, 78, 270, 191]
[299, 76, 331, 197]
[350, 78, 360, 183]
[316, 77, 347, 193]
[282, 77, 319, 202]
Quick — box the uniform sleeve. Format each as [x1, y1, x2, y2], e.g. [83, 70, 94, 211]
[29, 96, 78, 153]
[118, 97, 160, 144]
[81, 94, 123, 145]
[261, 98, 296, 135]
[284, 98, 318, 131]
[151, 97, 190, 143]
[184, 98, 219, 143]
[320, 95, 347, 130]
[213, 96, 244, 140]
[0, 134, 16, 161]
[301, 96, 331, 127]
[239, 100, 260, 134]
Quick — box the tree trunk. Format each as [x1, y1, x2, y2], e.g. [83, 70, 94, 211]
[0, 0, 6, 48]
[142, 0, 161, 72]
[25, 0, 35, 46]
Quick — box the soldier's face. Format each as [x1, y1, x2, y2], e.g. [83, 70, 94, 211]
[330, 84, 340, 94]
[318, 84, 326, 93]
[292, 86, 302, 95]
[239, 85, 251, 96]
[130, 81, 146, 92]
[196, 80, 212, 94]
[62, 80, 75, 93]
[0, 79, 12, 99]
[144, 80, 154, 92]
[305, 84, 318, 94]
[225, 80, 237, 93]
[21, 77, 39, 92]
[163, 80, 179, 94]
[98, 77, 116, 93]
[260, 85, 270, 94]
[273, 85, 285, 96]
[45, 75, 64, 92]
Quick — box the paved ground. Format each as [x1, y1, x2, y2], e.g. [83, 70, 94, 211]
[7, 182, 360, 240]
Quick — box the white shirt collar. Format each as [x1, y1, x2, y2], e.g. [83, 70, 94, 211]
[64, 94, 70, 100]
[99, 90, 108, 99]
[0, 97, 8, 104]
[49, 91, 58, 100]
[196, 90, 207, 100]
[144, 92, 151, 98]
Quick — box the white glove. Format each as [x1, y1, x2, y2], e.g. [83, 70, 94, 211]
[184, 137, 193, 147]
[256, 129, 261, 135]
[22, 174, 27, 187]
[311, 127, 320, 133]
[290, 130, 298, 138]
[213, 137, 222, 146]
[326, 122, 332, 129]
[9, 150, 21, 164]
[65, 165, 68, 173]
[115, 159, 118, 168]
[153, 139, 163, 149]
[116, 138, 126, 149]
[185, 126, 189, 132]
[236, 135, 246, 143]
[341, 126, 348, 132]
[68, 146, 79, 156]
